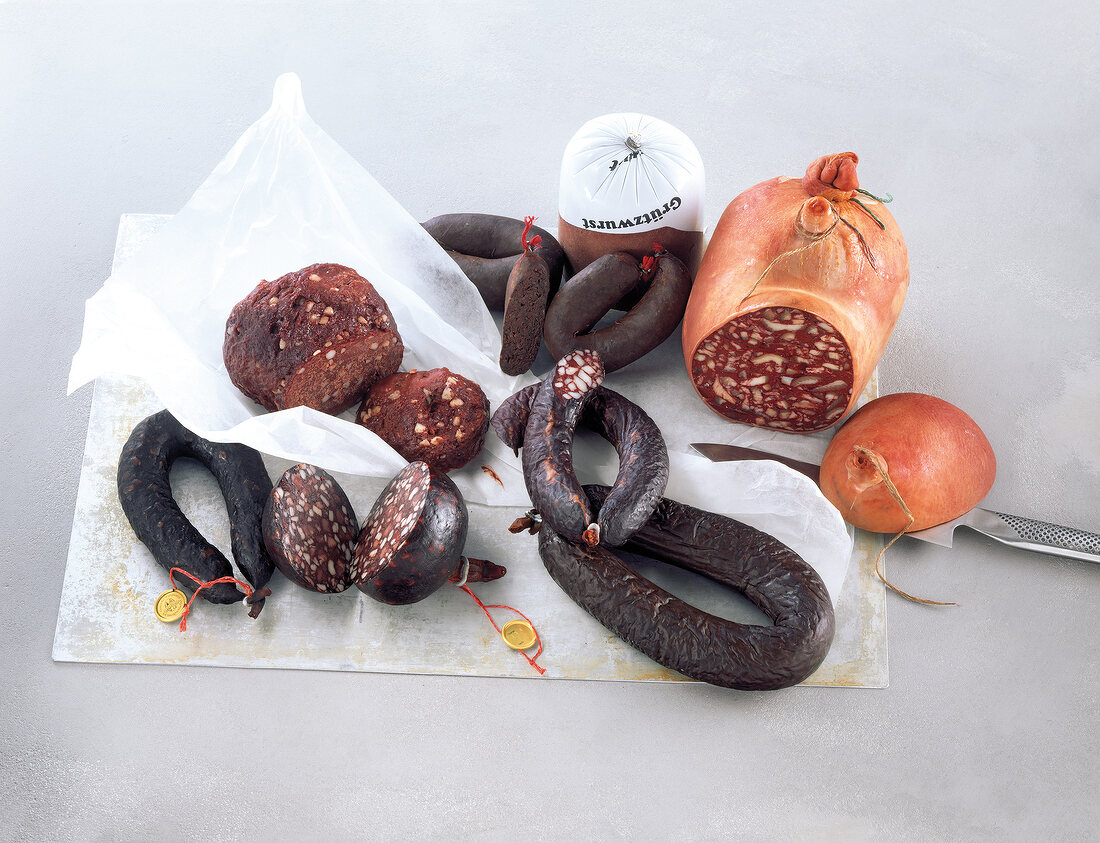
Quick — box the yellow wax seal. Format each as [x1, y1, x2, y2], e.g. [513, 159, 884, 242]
[501, 619, 537, 651]
[154, 589, 188, 622]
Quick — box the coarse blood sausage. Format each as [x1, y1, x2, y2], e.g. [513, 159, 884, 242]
[354, 462, 504, 605]
[491, 379, 668, 548]
[539, 486, 835, 690]
[543, 246, 691, 373]
[262, 464, 360, 593]
[683, 152, 908, 432]
[261, 461, 506, 601]
[117, 410, 275, 615]
[223, 263, 403, 416]
[356, 368, 490, 472]
[422, 214, 565, 311]
[499, 217, 552, 375]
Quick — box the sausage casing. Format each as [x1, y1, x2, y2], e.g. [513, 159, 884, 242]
[117, 410, 275, 606]
[538, 485, 835, 690]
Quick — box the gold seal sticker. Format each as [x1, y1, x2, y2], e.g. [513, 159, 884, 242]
[154, 589, 188, 623]
[501, 619, 537, 651]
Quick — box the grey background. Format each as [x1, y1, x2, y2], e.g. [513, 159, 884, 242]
[3, 2, 1097, 840]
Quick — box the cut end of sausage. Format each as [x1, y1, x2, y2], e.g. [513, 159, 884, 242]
[690, 307, 853, 432]
[263, 463, 360, 593]
[354, 461, 431, 582]
[281, 332, 404, 416]
[552, 350, 605, 401]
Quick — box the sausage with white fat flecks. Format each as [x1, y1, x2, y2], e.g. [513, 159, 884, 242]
[263, 464, 360, 593]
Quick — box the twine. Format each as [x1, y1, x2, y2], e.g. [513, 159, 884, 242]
[454, 583, 546, 674]
[168, 567, 258, 632]
[853, 446, 956, 607]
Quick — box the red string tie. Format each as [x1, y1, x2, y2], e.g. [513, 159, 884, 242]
[521, 215, 542, 252]
[453, 582, 546, 675]
[168, 567, 255, 632]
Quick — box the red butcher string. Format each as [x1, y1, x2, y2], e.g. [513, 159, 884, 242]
[521, 215, 542, 252]
[169, 567, 255, 632]
[641, 242, 663, 275]
[452, 582, 546, 675]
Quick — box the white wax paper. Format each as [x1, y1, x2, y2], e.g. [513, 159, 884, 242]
[67, 75, 852, 603]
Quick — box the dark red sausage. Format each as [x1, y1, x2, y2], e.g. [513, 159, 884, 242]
[491, 383, 667, 547]
[262, 464, 360, 593]
[539, 486, 835, 690]
[578, 388, 668, 547]
[543, 248, 692, 372]
[355, 462, 474, 605]
[521, 350, 606, 545]
[117, 410, 274, 613]
[423, 214, 565, 311]
[500, 236, 551, 376]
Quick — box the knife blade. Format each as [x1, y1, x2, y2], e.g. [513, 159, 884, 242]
[689, 442, 1100, 564]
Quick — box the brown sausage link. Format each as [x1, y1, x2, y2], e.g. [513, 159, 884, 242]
[539, 485, 835, 690]
[423, 214, 565, 310]
[521, 350, 606, 545]
[543, 248, 692, 372]
[500, 242, 550, 376]
[262, 464, 360, 593]
[117, 410, 275, 608]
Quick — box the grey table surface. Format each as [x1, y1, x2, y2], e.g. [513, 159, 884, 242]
[2, 3, 1097, 841]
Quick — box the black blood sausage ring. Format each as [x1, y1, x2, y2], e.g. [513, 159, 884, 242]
[539, 485, 835, 690]
[494, 353, 668, 547]
[117, 410, 275, 612]
[542, 247, 692, 373]
[521, 350, 606, 546]
[422, 213, 565, 311]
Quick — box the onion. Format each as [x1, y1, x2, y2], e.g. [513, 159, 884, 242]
[820, 393, 996, 533]
[820, 393, 996, 604]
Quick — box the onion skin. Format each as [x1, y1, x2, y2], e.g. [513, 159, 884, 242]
[819, 393, 997, 532]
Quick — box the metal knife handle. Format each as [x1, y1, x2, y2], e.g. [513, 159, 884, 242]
[969, 509, 1100, 564]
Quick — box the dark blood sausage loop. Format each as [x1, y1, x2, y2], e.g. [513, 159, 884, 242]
[422, 214, 566, 311]
[520, 350, 606, 546]
[578, 388, 669, 547]
[539, 486, 835, 690]
[262, 464, 360, 593]
[355, 462, 479, 605]
[117, 410, 275, 613]
[543, 247, 692, 373]
[499, 217, 552, 376]
[491, 382, 668, 547]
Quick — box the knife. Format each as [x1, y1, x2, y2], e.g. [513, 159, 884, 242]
[690, 442, 1100, 564]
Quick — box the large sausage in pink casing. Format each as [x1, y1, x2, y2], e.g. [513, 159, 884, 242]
[682, 152, 908, 433]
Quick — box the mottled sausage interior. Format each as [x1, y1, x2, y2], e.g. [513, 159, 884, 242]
[690, 306, 853, 431]
[354, 462, 471, 605]
[263, 464, 360, 593]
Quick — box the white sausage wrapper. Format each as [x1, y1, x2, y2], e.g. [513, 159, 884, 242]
[69, 73, 534, 487]
[558, 112, 704, 234]
[67, 75, 850, 602]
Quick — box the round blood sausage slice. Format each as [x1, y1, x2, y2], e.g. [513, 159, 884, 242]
[262, 464, 360, 593]
[356, 462, 430, 575]
[690, 306, 853, 432]
[354, 462, 470, 605]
